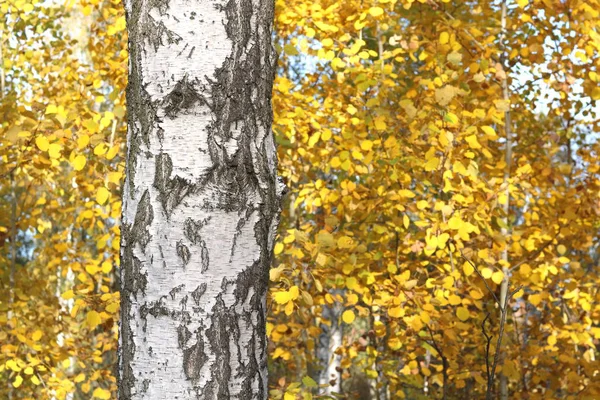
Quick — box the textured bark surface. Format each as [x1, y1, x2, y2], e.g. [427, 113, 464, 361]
[118, 0, 282, 397]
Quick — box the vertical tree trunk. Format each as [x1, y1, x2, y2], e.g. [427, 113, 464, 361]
[317, 303, 342, 394]
[119, 0, 282, 398]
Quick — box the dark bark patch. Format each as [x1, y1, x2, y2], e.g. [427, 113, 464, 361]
[182, 331, 208, 381]
[191, 283, 207, 306]
[176, 240, 191, 266]
[169, 284, 185, 300]
[177, 324, 192, 348]
[154, 153, 193, 216]
[200, 240, 210, 273]
[132, 190, 154, 251]
[162, 75, 205, 119]
[183, 217, 210, 245]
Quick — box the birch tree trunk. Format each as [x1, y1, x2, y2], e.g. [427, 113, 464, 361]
[118, 0, 282, 397]
[317, 303, 342, 395]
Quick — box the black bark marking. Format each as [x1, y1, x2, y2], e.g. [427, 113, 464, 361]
[177, 324, 192, 348]
[200, 240, 209, 273]
[191, 283, 207, 306]
[133, 190, 154, 250]
[183, 217, 210, 245]
[162, 75, 205, 119]
[182, 331, 209, 381]
[169, 284, 185, 300]
[176, 240, 191, 266]
[230, 207, 254, 261]
[203, 296, 236, 399]
[154, 153, 193, 216]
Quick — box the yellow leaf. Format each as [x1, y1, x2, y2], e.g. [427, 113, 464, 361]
[92, 388, 111, 400]
[337, 236, 354, 249]
[529, 293, 541, 306]
[35, 136, 49, 151]
[307, 131, 320, 148]
[481, 267, 493, 279]
[346, 277, 358, 290]
[517, 0, 528, 7]
[448, 295, 462, 306]
[448, 216, 462, 230]
[31, 330, 43, 341]
[316, 231, 335, 248]
[463, 261, 474, 276]
[274, 242, 284, 255]
[87, 310, 101, 329]
[74, 373, 86, 383]
[424, 156, 439, 171]
[13, 375, 23, 388]
[48, 143, 62, 159]
[491, 271, 504, 285]
[360, 140, 373, 151]
[465, 134, 481, 149]
[24, 367, 34, 375]
[456, 307, 470, 321]
[388, 306, 404, 318]
[284, 392, 296, 400]
[342, 310, 356, 324]
[470, 290, 484, 300]
[45, 104, 58, 114]
[61, 290, 74, 300]
[104, 301, 119, 313]
[480, 126, 498, 139]
[444, 112, 459, 125]
[368, 6, 384, 17]
[399, 189, 415, 198]
[289, 286, 299, 300]
[94, 143, 108, 156]
[284, 301, 294, 316]
[72, 155, 87, 171]
[273, 291, 291, 305]
[6, 360, 21, 372]
[31, 375, 41, 385]
[374, 116, 387, 131]
[77, 134, 90, 149]
[283, 44, 299, 56]
[439, 32, 449, 45]
[96, 187, 110, 205]
[547, 335, 557, 346]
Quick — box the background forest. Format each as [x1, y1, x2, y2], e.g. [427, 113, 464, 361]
[1, 0, 600, 399]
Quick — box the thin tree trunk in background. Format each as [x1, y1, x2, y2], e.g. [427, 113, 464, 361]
[498, 1, 512, 398]
[119, 0, 283, 397]
[317, 303, 343, 394]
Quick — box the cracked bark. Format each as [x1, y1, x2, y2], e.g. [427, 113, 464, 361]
[118, 0, 282, 398]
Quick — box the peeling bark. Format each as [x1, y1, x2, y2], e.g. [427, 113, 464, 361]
[118, 0, 282, 397]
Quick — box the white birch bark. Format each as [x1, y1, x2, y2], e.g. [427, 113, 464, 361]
[118, 0, 283, 398]
[317, 303, 342, 395]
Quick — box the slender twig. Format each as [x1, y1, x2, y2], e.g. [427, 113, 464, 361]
[427, 326, 449, 400]
[485, 285, 522, 400]
[481, 313, 492, 384]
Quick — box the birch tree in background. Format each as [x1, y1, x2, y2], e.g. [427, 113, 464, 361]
[119, 0, 283, 397]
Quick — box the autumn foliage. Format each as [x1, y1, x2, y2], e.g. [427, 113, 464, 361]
[2, 0, 600, 399]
